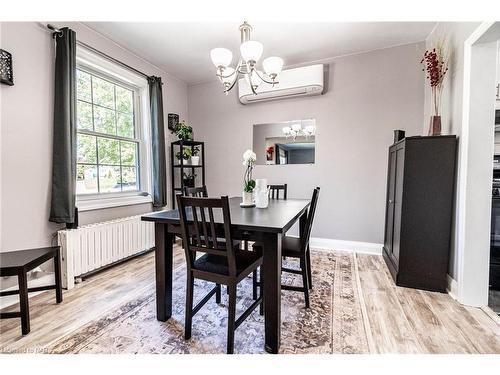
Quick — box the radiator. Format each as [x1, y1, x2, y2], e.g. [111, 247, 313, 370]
[58, 215, 155, 289]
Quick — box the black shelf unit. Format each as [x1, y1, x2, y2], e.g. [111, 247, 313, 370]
[170, 140, 205, 208]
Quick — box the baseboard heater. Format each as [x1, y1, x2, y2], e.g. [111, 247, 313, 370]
[58, 215, 155, 289]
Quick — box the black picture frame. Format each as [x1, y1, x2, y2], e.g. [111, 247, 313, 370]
[168, 113, 179, 131]
[0, 49, 14, 86]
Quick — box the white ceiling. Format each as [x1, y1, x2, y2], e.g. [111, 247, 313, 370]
[84, 22, 436, 85]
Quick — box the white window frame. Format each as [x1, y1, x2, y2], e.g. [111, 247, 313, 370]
[75, 46, 152, 212]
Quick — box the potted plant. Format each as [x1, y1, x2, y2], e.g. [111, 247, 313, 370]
[175, 147, 192, 164]
[266, 145, 274, 162]
[242, 149, 256, 206]
[421, 43, 449, 136]
[171, 120, 193, 141]
[190, 146, 200, 165]
[182, 172, 196, 188]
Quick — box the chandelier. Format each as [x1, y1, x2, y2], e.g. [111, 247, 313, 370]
[210, 21, 284, 95]
[282, 124, 315, 140]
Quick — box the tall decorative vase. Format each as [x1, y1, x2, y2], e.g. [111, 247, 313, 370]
[428, 115, 442, 136]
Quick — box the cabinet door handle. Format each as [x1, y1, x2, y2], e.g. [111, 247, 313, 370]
[497, 84, 500, 99]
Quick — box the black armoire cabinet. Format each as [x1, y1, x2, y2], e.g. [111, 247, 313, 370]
[383, 135, 457, 292]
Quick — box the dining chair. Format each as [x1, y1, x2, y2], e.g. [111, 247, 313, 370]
[268, 184, 287, 200]
[183, 185, 243, 249]
[183, 185, 208, 197]
[176, 195, 263, 354]
[253, 187, 320, 308]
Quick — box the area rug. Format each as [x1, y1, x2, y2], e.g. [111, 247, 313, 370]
[48, 249, 369, 354]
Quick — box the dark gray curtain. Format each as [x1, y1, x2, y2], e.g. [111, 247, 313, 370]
[49, 28, 77, 224]
[148, 76, 167, 208]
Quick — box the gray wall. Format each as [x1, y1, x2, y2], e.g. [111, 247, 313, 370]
[188, 42, 425, 244]
[423, 22, 480, 280]
[288, 148, 315, 164]
[0, 22, 188, 252]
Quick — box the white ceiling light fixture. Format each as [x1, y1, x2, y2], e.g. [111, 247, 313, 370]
[283, 123, 316, 140]
[210, 21, 283, 95]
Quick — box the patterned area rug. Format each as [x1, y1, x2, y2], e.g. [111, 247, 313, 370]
[48, 250, 369, 354]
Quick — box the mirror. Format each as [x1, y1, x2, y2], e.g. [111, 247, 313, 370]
[253, 119, 316, 165]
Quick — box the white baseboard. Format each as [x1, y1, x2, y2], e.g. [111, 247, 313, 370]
[447, 274, 458, 300]
[309, 237, 383, 255]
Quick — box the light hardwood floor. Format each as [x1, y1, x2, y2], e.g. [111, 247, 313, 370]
[1, 246, 499, 354]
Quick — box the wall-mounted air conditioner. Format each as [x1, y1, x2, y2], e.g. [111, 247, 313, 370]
[238, 64, 324, 105]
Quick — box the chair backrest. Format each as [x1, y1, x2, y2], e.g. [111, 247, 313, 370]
[301, 187, 320, 252]
[183, 185, 208, 197]
[176, 195, 237, 276]
[268, 184, 287, 199]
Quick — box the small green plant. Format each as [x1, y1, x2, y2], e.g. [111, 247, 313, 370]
[175, 147, 192, 161]
[182, 172, 197, 187]
[171, 121, 193, 141]
[244, 179, 256, 193]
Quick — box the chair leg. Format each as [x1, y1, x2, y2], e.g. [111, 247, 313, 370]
[227, 283, 237, 354]
[215, 283, 221, 304]
[306, 247, 313, 289]
[300, 258, 310, 308]
[185, 273, 194, 339]
[252, 270, 258, 300]
[259, 271, 264, 316]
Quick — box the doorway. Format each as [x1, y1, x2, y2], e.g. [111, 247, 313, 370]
[456, 22, 500, 308]
[489, 44, 500, 314]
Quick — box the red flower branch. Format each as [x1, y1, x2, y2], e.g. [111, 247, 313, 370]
[421, 46, 449, 117]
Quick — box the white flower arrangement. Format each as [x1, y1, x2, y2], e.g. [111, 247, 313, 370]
[242, 149, 256, 166]
[242, 149, 256, 193]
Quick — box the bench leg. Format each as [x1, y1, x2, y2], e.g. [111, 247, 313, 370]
[18, 271, 30, 335]
[54, 251, 63, 303]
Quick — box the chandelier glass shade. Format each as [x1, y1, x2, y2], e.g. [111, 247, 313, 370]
[282, 124, 316, 140]
[210, 22, 283, 95]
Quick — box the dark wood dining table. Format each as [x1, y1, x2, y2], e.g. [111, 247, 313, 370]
[141, 196, 310, 353]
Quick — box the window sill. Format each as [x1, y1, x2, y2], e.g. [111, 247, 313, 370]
[76, 194, 152, 212]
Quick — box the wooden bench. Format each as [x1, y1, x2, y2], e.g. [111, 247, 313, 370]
[0, 246, 63, 334]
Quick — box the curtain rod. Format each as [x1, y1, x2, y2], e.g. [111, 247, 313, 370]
[46, 24, 151, 80]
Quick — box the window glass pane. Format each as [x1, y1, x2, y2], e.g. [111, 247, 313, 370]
[117, 113, 134, 138]
[77, 100, 93, 130]
[121, 167, 138, 191]
[116, 86, 133, 114]
[98, 166, 121, 193]
[97, 137, 120, 165]
[77, 70, 91, 102]
[76, 164, 98, 194]
[94, 106, 116, 135]
[92, 76, 115, 109]
[120, 141, 137, 166]
[75, 68, 142, 197]
[77, 134, 97, 164]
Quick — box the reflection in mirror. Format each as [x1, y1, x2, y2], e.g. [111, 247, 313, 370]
[253, 119, 316, 165]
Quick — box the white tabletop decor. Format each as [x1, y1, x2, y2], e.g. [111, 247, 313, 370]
[241, 149, 256, 207]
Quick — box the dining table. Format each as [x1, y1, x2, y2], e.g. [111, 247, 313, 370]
[141, 196, 310, 353]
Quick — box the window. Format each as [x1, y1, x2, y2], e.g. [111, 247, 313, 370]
[75, 47, 152, 211]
